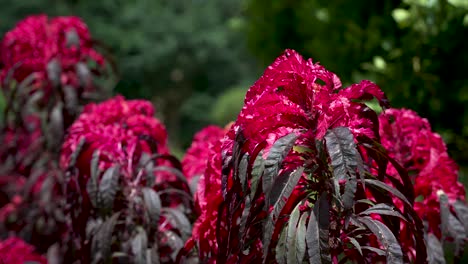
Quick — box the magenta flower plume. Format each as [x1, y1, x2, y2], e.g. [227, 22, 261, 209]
[0, 14, 105, 93]
[0, 237, 47, 264]
[186, 49, 412, 263]
[379, 108, 466, 237]
[60, 95, 168, 177]
[182, 125, 226, 182]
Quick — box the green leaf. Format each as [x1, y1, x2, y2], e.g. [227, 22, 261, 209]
[161, 230, 184, 261]
[238, 194, 252, 243]
[286, 203, 301, 264]
[348, 237, 362, 256]
[131, 227, 148, 264]
[448, 213, 466, 257]
[275, 225, 288, 264]
[359, 203, 407, 221]
[142, 187, 162, 227]
[453, 200, 468, 234]
[361, 246, 386, 256]
[263, 167, 304, 261]
[87, 150, 101, 208]
[263, 133, 298, 194]
[162, 208, 192, 240]
[324, 127, 359, 181]
[426, 233, 446, 264]
[68, 137, 86, 168]
[91, 213, 119, 262]
[250, 152, 265, 200]
[342, 174, 357, 211]
[139, 153, 155, 187]
[48, 102, 64, 150]
[295, 212, 308, 263]
[357, 216, 403, 263]
[306, 208, 320, 264]
[99, 166, 120, 211]
[364, 179, 411, 206]
[238, 154, 249, 192]
[314, 192, 332, 264]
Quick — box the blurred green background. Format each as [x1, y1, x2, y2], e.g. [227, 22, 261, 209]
[0, 0, 467, 180]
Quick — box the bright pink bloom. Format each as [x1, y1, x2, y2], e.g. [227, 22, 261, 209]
[0, 237, 47, 264]
[379, 108, 466, 237]
[60, 95, 169, 179]
[191, 49, 389, 261]
[0, 14, 105, 92]
[182, 125, 226, 182]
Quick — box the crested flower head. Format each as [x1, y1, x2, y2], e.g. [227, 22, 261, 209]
[0, 237, 47, 264]
[379, 108, 466, 237]
[190, 49, 391, 261]
[182, 125, 226, 182]
[60, 95, 168, 178]
[0, 14, 105, 93]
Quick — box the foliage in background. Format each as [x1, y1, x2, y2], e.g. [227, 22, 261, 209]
[245, 0, 468, 170]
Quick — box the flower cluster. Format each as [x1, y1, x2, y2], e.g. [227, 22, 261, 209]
[0, 14, 105, 93]
[189, 49, 410, 262]
[0, 237, 47, 264]
[182, 125, 226, 182]
[60, 95, 169, 178]
[379, 108, 466, 236]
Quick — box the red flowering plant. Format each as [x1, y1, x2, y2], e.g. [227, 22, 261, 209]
[0, 14, 113, 260]
[0, 237, 47, 264]
[179, 50, 428, 263]
[379, 108, 468, 262]
[0, 14, 113, 177]
[60, 96, 195, 263]
[182, 124, 229, 211]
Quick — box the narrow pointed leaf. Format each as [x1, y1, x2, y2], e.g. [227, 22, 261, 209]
[357, 216, 403, 263]
[263, 167, 304, 261]
[99, 166, 120, 211]
[87, 150, 100, 208]
[239, 154, 249, 192]
[276, 225, 288, 264]
[359, 204, 407, 221]
[162, 208, 192, 240]
[91, 213, 119, 262]
[68, 137, 86, 168]
[361, 246, 386, 256]
[295, 212, 308, 263]
[286, 203, 301, 264]
[348, 237, 362, 256]
[426, 233, 446, 264]
[250, 152, 265, 200]
[324, 127, 358, 181]
[306, 208, 320, 264]
[263, 133, 298, 194]
[365, 179, 411, 206]
[142, 187, 162, 227]
[453, 200, 468, 234]
[132, 227, 148, 264]
[448, 213, 466, 257]
[314, 192, 332, 264]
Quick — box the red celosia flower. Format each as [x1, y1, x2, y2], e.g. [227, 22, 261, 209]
[182, 125, 226, 182]
[0, 237, 47, 264]
[190, 49, 390, 261]
[60, 95, 169, 178]
[379, 108, 466, 237]
[0, 14, 105, 92]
